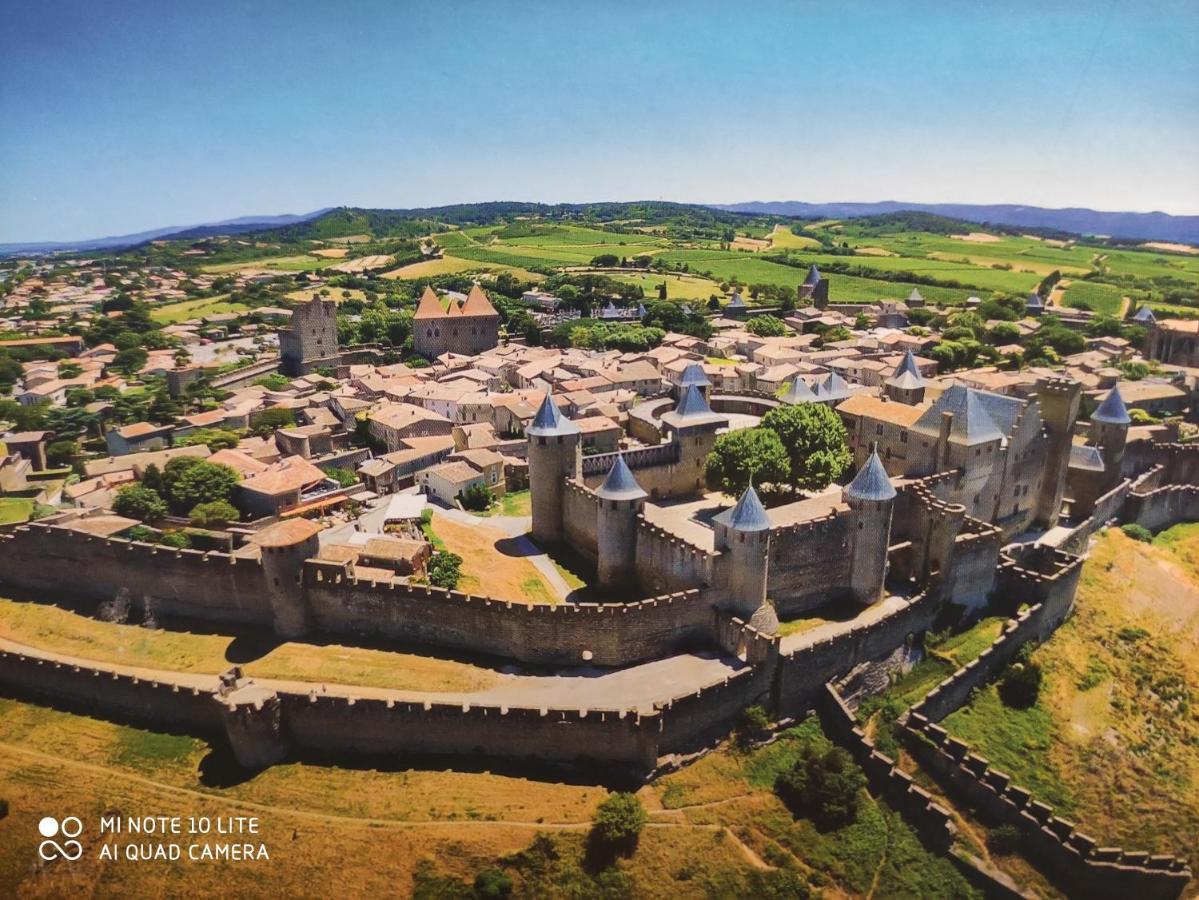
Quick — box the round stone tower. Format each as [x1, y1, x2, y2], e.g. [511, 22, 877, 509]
[595, 454, 647, 591]
[255, 518, 321, 638]
[527, 392, 581, 546]
[677, 362, 712, 403]
[716, 484, 777, 632]
[1088, 385, 1131, 488]
[843, 448, 897, 605]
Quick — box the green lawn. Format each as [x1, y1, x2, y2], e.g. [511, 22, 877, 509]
[149, 294, 252, 324]
[1059, 280, 1125, 316]
[0, 498, 35, 525]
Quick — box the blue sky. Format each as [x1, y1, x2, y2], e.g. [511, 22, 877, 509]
[1, 0, 1197, 242]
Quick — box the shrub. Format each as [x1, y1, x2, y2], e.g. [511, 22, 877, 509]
[325, 467, 359, 488]
[590, 793, 647, 851]
[775, 746, 866, 829]
[746, 315, 789, 337]
[472, 868, 513, 899]
[460, 482, 494, 512]
[427, 551, 463, 589]
[1121, 523, 1153, 543]
[158, 531, 192, 549]
[189, 500, 240, 528]
[746, 868, 812, 899]
[113, 485, 167, 522]
[736, 704, 771, 748]
[998, 660, 1043, 708]
[45, 439, 80, 467]
[988, 824, 1022, 855]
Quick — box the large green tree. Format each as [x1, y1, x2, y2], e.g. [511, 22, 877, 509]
[113, 485, 168, 523]
[704, 427, 790, 495]
[163, 458, 240, 514]
[760, 403, 852, 492]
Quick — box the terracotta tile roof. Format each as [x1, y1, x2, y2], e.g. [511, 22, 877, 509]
[251, 518, 322, 547]
[414, 286, 445, 320]
[460, 284, 499, 317]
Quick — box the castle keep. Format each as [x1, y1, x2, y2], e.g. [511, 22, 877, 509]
[279, 295, 339, 376]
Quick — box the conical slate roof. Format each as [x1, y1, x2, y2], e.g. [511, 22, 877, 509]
[1026, 292, 1045, 309]
[527, 392, 579, 437]
[781, 378, 816, 404]
[907, 288, 924, 304]
[803, 265, 822, 287]
[845, 449, 896, 502]
[636, 303, 647, 317]
[595, 454, 647, 501]
[674, 384, 713, 418]
[1092, 385, 1131, 426]
[728, 292, 747, 308]
[819, 371, 853, 401]
[719, 483, 771, 532]
[1132, 306, 1156, 324]
[680, 362, 711, 388]
[886, 350, 926, 389]
[680, 303, 693, 315]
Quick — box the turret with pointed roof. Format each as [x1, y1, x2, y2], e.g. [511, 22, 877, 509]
[527, 392, 582, 545]
[1091, 385, 1131, 426]
[461, 283, 499, 318]
[715, 482, 776, 630]
[596, 453, 647, 589]
[414, 286, 444, 319]
[843, 447, 895, 605]
[883, 349, 927, 404]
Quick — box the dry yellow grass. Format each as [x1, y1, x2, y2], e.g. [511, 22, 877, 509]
[381, 255, 489, 279]
[427, 513, 559, 604]
[309, 247, 349, 258]
[285, 287, 366, 304]
[0, 596, 497, 693]
[950, 232, 1003, 243]
[330, 254, 393, 273]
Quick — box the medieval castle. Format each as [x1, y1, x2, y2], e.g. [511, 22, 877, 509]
[413, 284, 501, 358]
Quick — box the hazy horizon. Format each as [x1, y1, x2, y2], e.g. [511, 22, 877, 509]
[2, 0, 1197, 243]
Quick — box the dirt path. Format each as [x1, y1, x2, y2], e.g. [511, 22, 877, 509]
[1047, 278, 1070, 308]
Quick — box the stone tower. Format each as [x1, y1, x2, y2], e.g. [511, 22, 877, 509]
[1089, 385, 1131, 489]
[256, 518, 321, 637]
[595, 454, 647, 591]
[780, 377, 817, 405]
[279, 295, 338, 376]
[660, 385, 726, 495]
[715, 484, 777, 633]
[883, 350, 927, 405]
[527, 392, 581, 545]
[843, 448, 896, 605]
[1032, 376, 1082, 527]
[799, 264, 829, 309]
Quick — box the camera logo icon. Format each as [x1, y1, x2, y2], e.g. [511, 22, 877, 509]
[37, 816, 84, 862]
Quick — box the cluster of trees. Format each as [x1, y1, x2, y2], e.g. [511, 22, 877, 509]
[559, 321, 666, 353]
[746, 315, 790, 337]
[427, 551, 463, 589]
[997, 644, 1043, 708]
[639, 300, 712, 339]
[705, 404, 851, 495]
[113, 457, 241, 526]
[775, 744, 867, 829]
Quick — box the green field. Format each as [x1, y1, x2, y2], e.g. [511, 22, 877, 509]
[200, 254, 335, 274]
[149, 294, 252, 324]
[1059, 279, 1126, 316]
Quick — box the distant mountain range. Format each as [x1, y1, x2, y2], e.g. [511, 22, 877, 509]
[0, 208, 333, 257]
[4, 199, 1197, 258]
[710, 201, 1199, 245]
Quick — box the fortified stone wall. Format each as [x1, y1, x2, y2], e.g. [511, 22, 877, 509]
[1124, 484, 1199, 532]
[818, 683, 956, 850]
[994, 544, 1085, 612]
[0, 648, 220, 731]
[654, 662, 775, 754]
[304, 562, 714, 666]
[562, 480, 599, 560]
[775, 591, 943, 715]
[632, 517, 714, 595]
[0, 525, 272, 625]
[767, 512, 853, 616]
[1123, 440, 1199, 485]
[282, 695, 659, 772]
